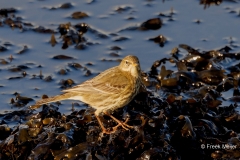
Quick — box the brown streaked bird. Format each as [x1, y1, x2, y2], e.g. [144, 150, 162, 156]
[32, 55, 144, 134]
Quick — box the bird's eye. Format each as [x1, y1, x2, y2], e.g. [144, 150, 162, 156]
[125, 60, 129, 65]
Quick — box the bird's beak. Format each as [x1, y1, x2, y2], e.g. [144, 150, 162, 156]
[133, 63, 138, 67]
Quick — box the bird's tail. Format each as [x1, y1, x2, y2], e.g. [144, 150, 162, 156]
[30, 92, 74, 109]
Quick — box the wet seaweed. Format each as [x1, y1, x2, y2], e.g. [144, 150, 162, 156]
[1, 44, 240, 159]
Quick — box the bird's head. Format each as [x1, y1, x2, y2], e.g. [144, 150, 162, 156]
[119, 55, 141, 78]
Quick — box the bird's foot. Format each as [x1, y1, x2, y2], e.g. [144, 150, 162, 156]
[96, 112, 133, 134]
[101, 128, 114, 134]
[112, 117, 133, 131]
[103, 111, 133, 131]
[101, 118, 133, 134]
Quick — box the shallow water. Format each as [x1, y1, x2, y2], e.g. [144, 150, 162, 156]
[0, 0, 240, 114]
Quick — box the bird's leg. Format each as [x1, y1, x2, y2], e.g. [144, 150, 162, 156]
[103, 111, 133, 131]
[94, 113, 112, 134]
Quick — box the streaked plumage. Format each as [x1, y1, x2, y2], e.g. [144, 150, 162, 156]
[33, 55, 144, 134]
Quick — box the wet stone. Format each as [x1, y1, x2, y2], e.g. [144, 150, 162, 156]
[109, 52, 120, 57]
[113, 36, 129, 42]
[60, 79, 74, 87]
[0, 59, 9, 64]
[0, 45, 7, 52]
[84, 70, 92, 76]
[58, 69, 67, 75]
[149, 34, 167, 47]
[71, 11, 89, 19]
[59, 3, 73, 9]
[33, 26, 54, 33]
[140, 18, 162, 30]
[17, 65, 29, 69]
[53, 55, 74, 60]
[8, 76, 23, 80]
[0, 8, 17, 17]
[110, 46, 122, 50]
[44, 75, 53, 82]
[8, 66, 22, 72]
[68, 62, 82, 69]
[86, 62, 93, 66]
[114, 5, 132, 13]
[75, 44, 87, 50]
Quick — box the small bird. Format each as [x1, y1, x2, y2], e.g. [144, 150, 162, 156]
[32, 55, 144, 134]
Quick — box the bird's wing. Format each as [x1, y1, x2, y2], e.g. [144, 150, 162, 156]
[62, 67, 130, 94]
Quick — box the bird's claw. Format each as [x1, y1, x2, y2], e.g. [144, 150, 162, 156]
[97, 112, 133, 134]
[111, 118, 133, 133]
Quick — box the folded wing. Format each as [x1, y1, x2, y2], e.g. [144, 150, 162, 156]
[62, 67, 129, 94]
